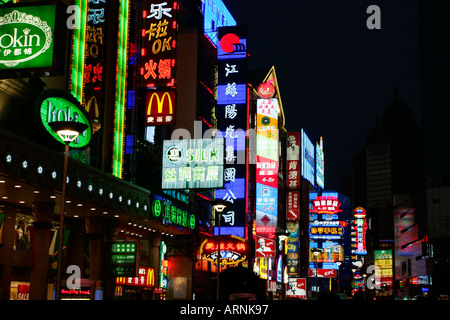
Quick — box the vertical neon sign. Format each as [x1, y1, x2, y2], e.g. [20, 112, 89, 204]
[70, 0, 88, 102]
[214, 26, 248, 237]
[255, 98, 279, 237]
[112, 0, 129, 178]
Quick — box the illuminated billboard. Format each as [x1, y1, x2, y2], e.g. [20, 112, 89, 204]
[161, 138, 224, 189]
[353, 207, 368, 255]
[83, 0, 107, 121]
[214, 26, 247, 237]
[316, 137, 324, 189]
[301, 129, 315, 185]
[38, 90, 92, 149]
[0, 3, 64, 77]
[200, 236, 248, 266]
[140, 1, 178, 88]
[145, 90, 176, 125]
[256, 98, 279, 236]
[200, 0, 236, 47]
[287, 132, 300, 190]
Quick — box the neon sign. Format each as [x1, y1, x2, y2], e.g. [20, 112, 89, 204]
[0, 6, 55, 69]
[151, 196, 196, 230]
[115, 267, 155, 287]
[200, 236, 248, 265]
[311, 196, 342, 214]
[145, 90, 176, 125]
[214, 26, 247, 237]
[315, 137, 325, 189]
[353, 207, 368, 255]
[256, 98, 279, 236]
[39, 90, 92, 148]
[140, 0, 177, 88]
[161, 138, 224, 189]
[301, 129, 315, 185]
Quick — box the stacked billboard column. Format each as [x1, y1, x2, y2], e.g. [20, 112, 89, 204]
[214, 26, 248, 238]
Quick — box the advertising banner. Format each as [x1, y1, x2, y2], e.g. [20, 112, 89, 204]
[145, 90, 176, 125]
[0, 4, 56, 71]
[256, 98, 279, 237]
[286, 278, 306, 299]
[161, 138, 224, 189]
[286, 132, 300, 190]
[215, 26, 248, 237]
[286, 221, 300, 276]
[255, 235, 275, 258]
[301, 129, 315, 185]
[140, 0, 178, 88]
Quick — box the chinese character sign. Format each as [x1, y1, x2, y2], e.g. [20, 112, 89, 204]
[287, 132, 300, 190]
[145, 90, 176, 125]
[256, 98, 279, 237]
[83, 0, 107, 121]
[140, 1, 177, 88]
[214, 26, 248, 237]
[161, 138, 224, 189]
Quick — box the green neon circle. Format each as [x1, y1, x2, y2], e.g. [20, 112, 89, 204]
[152, 199, 161, 217]
[40, 97, 91, 148]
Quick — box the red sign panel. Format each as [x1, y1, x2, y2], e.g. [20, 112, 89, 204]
[255, 235, 275, 258]
[286, 191, 300, 221]
[311, 196, 342, 214]
[115, 267, 155, 287]
[145, 90, 176, 125]
[140, 1, 178, 88]
[200, 236, 248, 265]
[308, 268, 337, 278]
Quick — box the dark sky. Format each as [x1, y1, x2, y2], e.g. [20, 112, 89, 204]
[224, 0, 421, 191]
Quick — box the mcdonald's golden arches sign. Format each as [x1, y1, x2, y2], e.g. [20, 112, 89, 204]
[115, 267, 155, 287]
[145, 90, 176, 125]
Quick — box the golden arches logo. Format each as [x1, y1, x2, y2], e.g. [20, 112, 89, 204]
[85, 95, 100, 119]
[146, 91, 174, 116]
[146, 268, 155, 287]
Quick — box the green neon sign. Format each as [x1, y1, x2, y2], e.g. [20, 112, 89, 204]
[0, 5, 56, 70]
[39, 94, 91, 148]
[151, 198, 196, 230]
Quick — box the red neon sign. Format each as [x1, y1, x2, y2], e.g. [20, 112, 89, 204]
[311, 196, 342, 214]
[200, 236, 248, 266]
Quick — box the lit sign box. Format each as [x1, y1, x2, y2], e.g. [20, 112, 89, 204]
[38, 89, 92, 149]
[110, 242, 138, 277]
[140, 0, 178, 88]
[301, 129, 315, 185]
[200, 0, 236, 47]
[115, 267, 155, 287]
[0, 3, 65, 77]
[145, 90, 176, 125]
[150, 194, 196, 230]
[316, 137, 324, 189]
[161, 138, 224, 189]
[309, 225, 344, 239]
[311, 196, 342, 214]
[200, 235, 248, 266]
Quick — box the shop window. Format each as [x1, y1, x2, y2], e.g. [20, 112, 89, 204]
[14, 213, 33, 251]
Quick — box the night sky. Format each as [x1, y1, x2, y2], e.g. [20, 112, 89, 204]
[225, 0, 421, 191]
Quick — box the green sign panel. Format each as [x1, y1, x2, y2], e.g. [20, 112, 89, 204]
[39, 91, 92, 148]
[0, 5, 56, 70]
[161, 138, 225, 189]
[111, 242, 137, 277]
[111, 242, 137, 254]
[151, 196, 196, 230]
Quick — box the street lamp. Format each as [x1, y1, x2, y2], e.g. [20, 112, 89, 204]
[210, 199, 228, 300]
[311, 248, 323, 297]
[49, 121, 88, 300]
